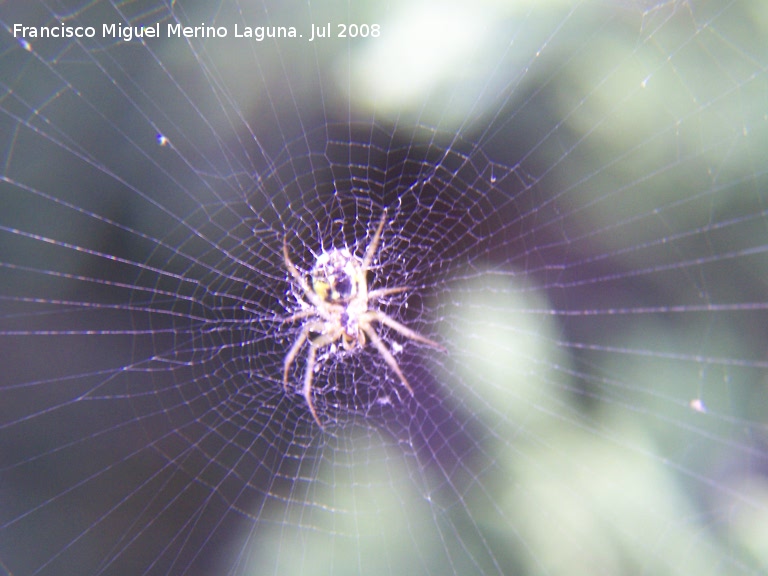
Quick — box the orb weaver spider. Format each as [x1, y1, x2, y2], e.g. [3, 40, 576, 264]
[282, 211, 445, 427]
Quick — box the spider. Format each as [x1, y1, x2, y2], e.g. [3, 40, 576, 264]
[282, 211, 445, 427]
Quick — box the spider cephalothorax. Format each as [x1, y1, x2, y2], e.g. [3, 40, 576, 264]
[282, 211, 445, 427]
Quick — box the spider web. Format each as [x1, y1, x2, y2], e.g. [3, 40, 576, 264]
[1, 0, 767, 575]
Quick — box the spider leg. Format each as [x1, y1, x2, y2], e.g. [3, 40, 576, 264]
[368, 286, 408, 301]
[364, 310, 446, 352]
[284, 332, 322, 426]
[282, 309, 315, 324]
[362, 211, 388, 271]
[302, 344, 323, 427]
[283, 320, 327, 388]
[360, 323, 414, 396]
[300, 330, 340, 427]
[285, 324, 340, 427]
[283, 327, 309, 391]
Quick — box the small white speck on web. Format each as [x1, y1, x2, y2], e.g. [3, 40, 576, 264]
[391, 341, 403, 354]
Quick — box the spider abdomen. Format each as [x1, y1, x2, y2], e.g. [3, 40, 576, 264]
[311, 248, 362, 302]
